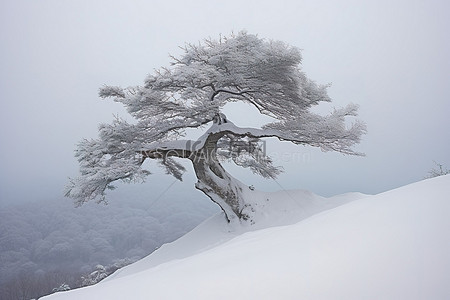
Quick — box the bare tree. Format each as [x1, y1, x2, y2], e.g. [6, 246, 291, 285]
[425, 161, 449, 178]
[65, 32, 366, 222]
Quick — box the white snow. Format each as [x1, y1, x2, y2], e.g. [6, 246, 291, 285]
[44, 175, 450, 300]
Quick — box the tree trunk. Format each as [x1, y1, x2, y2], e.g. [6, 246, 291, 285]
[189, 130, 250, 223]
[143, 115, 253, 222]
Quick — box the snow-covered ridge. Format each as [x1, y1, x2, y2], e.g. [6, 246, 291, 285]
[105, 187, 364, 280]
[44, 175, 450, 299]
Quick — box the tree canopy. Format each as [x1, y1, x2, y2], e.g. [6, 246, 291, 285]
[66, 32, 366, 221]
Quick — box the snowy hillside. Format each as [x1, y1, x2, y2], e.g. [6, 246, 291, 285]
[44, 175, 450, 300]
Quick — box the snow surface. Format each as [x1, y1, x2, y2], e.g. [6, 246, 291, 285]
[44, 175, 450, 300]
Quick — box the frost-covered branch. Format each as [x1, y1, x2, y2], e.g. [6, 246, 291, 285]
[263, 104, 367, 155]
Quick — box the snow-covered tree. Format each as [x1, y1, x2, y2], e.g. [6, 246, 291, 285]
[81, 265, 108, 286]
[425, 161, 449, 178]
[80, 259, 136, 287]
[65, 32, 366, 222]
[52, 283, 70, 293]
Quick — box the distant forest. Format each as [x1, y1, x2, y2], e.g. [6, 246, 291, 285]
[0, 190, 216, 299]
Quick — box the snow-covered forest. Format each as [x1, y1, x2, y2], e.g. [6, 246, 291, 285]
[0, 192, 216, 299]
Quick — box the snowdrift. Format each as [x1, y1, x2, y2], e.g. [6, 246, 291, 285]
[44, 175, 450, 300]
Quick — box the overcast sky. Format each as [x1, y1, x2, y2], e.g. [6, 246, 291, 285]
[1, 0, 449, 206]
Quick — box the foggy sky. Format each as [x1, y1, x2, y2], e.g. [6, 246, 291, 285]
[1, 0, 449, 205]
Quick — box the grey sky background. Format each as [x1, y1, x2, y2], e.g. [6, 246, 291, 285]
[1, 0, 449, 206]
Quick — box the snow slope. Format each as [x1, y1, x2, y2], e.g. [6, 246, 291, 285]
[44, 175, 450, 300]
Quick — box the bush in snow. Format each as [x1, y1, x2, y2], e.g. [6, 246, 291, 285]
[81, 265, 108, 286]
[52, 283, 70, 293]
[81, 258, 137, 287]
[425, 161, 449, 178]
